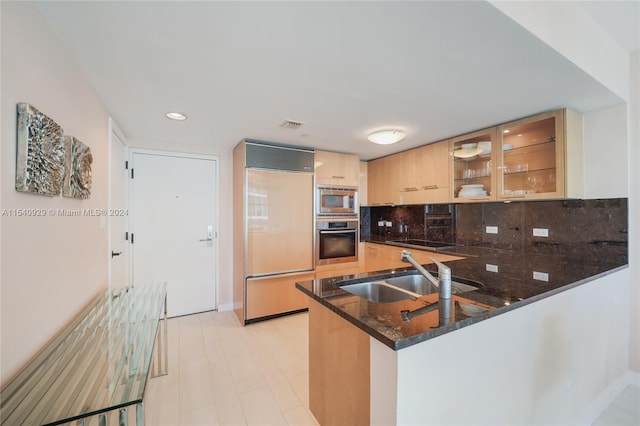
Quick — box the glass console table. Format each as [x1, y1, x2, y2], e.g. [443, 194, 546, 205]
[0, 283, 168, 426]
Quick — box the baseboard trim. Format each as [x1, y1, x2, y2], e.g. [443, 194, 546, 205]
[217, 302, 234, 312]
[577, 370, 640, 425]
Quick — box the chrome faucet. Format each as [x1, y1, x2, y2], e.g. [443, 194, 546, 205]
[400, 250, 452, 324]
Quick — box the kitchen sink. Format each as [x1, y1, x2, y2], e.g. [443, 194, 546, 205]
[339, 273, 482, 304]
[384, 275, 481, 295]
[384, 275, 436, 295]
[340, 281, 417, 303]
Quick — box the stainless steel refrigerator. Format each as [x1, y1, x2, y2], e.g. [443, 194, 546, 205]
[233, 140, 315, 324]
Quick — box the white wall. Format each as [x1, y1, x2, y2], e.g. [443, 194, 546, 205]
[489, 1, 629, 101]
[391, 270, 630, 425]
[370, 337, 397, 426]
[628, 50, 639, 373]
[491, 0, 639, 377]
[0, 2, 110, 384]
[583, 103, 629, 199]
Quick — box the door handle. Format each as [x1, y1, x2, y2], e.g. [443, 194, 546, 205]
[199, 225, 214, 243]
[111, 251, 123, 258]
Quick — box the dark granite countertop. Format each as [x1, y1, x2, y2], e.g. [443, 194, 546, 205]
[295, 240, 627, 350]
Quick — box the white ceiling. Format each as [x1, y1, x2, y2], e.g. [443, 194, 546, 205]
[580, 0, 639, 52]
[35, 1, 635, 160]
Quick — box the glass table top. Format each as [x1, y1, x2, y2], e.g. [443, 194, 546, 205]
[0, 283, 167, 425]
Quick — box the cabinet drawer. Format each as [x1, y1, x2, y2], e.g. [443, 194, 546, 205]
[246, 272, 314, 320]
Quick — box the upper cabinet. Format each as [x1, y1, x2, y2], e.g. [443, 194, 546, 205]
[450, 128, 498, 203]
[450, 108, 583, 202]
[497, 109, 583, 200]
[367, 142, 450, 206]
[366, 108, 583, 206]
[367, 155, 398, 205]
[315, 150, 360, 187]
[399, 142, 450, 204]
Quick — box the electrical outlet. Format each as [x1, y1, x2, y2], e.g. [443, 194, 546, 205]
[486, 226, 498, 234]
[533, 228, 549, 237]
[377, 221, 385, 227]
[486, 264, 499, 273]
[385, 221, 392, 227]
[533, 271, 549, 282]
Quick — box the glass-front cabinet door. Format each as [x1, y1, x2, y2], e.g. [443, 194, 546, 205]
[497, 110, 564, 200]
[450, 128, 497, 202]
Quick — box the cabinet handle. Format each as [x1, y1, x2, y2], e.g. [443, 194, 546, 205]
[332, 175, 345, 179]
[422, 185, 438, 190]
[402, 187, 418, 192]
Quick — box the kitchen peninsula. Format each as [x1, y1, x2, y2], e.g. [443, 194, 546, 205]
[296, 238, 628, 425]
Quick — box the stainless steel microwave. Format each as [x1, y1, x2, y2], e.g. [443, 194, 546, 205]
[316, 186, 358, 217]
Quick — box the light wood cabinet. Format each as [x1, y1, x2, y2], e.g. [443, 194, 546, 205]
[363, 242, 382, 272]
[367, 141, 450, 206]
[367, 155, 399, 206]
[497, 108, 583, 200]
[309, 298, 370, 426]
[359, 161, 368, 206]
[450, 108, 583, 203]
[365, 109, 583, 206]
[450, 127, 498, 203]
[315, 150, 360, 187]
[398, 149, 422, 205]
[414, 142, 450, 204]
[314, 262, 360, 280]
[245, 272, 314, 320]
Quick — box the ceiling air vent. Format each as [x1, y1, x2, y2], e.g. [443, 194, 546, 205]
[280, 119, 305, 130]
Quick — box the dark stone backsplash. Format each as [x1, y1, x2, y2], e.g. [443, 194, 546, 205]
[362, 204, 456, 243]
[360, 198, 628, 264]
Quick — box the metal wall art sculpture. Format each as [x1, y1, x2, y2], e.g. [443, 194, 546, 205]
[15, 103, 66, 196]
[15, 103, 93, 199]
[63, 136, 93, 199]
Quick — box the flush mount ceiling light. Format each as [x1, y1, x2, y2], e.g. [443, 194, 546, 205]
[165, 112, 187, 121]
[367, 129, 406, 145]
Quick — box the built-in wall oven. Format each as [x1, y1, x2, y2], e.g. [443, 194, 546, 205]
[316, 218, 358, 265]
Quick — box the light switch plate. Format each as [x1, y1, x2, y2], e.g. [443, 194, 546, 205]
[533, 271, 549, 282]
[385, 221, 392, 227]
[486, 226, 498, 234]
[378, 221, 385, 227]
[533, 228, 549, 237]
[486, 264, 499, 273]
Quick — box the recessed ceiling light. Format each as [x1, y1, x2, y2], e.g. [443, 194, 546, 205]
[503, 129, 510, 134]
[367, 129, 406, 145]
[166, 112, 187, 121]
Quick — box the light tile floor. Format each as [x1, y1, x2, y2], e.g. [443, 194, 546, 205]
[145, 310, 318, 426]
[145, 310, 638, 426]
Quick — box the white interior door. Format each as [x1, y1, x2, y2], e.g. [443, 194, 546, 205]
[131, 151, 218, 317]
[108, 120, 130, 286]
